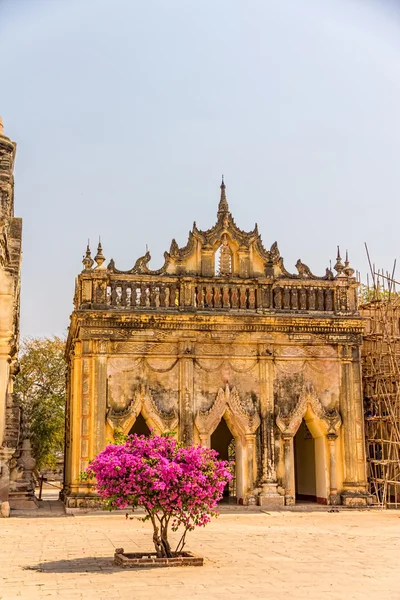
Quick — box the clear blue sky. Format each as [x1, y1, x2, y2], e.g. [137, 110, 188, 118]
[1, 0, 399, 338]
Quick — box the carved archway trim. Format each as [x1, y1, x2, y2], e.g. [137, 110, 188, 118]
[276, 385, 342, 437]
[195, 385, 260, 439]
[107, 389, 178, 435]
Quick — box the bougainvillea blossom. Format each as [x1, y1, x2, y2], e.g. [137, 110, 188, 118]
[86, 433, 232, 557]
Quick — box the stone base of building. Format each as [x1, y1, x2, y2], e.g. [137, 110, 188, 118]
[341, 490, 372, 507]
[284, 494, 296, 506]
[0, 501, 10, 517]
[62, 489, 103, 512]
[259, 483, 285, 508]
[329, 493, 341, 506]
[9, 492, 39, 510]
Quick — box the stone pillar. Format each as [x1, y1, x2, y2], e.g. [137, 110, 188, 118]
[92, 339, 108, 457]
[327, 433, 340, 505]
[283, 434, 295, 506]
[0, 447, 14, 510]
[178, 342, 194, 446]
[63, 342, 84, 506]
[245, 433, 255, 491]
[258, 352, 284, 507]
[339, 345, 369, 506]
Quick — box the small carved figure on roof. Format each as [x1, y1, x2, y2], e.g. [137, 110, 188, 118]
[133, 250, 151, 273]
[296, 259, 314, 278]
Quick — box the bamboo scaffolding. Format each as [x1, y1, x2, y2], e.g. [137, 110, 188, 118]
[361, 247, 400, 507]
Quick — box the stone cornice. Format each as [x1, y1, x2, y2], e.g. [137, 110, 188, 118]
[66, 309, 365, 354]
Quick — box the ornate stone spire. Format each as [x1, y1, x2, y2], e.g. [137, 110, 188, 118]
[82, 242, 94, 271]
[343, 250, 355, 278]
[334, 246, 345, 277]
[217, 175, 229, 216]
[94, 239, 106, 270]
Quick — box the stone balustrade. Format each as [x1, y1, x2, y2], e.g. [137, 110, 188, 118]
[77, 273, 357, 314]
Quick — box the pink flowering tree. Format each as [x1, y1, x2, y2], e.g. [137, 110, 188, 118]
[86, 433, 232, 558]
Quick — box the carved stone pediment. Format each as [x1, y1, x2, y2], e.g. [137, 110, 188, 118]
[195, 384, 260, 439]
[107, 388, 178, 435]
[275, 377, 341, 437]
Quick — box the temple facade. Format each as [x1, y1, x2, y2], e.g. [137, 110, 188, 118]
[63, 180, 369, 509]
[0, 118, 23, 517]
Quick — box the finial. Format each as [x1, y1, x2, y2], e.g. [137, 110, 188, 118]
[343, 249, 355, 278]
[94, 239, 106, 270]
[82, 242, 94, 271]
[334, 246, 345, 276]
[0, 116, 3, 136]
[218, 175, 229, 217]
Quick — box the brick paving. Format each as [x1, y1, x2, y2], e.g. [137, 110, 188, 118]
[1, 506, 400, 600]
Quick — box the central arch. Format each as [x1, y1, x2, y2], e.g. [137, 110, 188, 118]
[294, 419, 317, 502]
[129, 412, 151, 436]
[211, 418, 237, 502]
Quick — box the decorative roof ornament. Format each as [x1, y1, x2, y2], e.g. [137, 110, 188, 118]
[217, 175, 229, 217]
[343, 250, 355, 278]
[82, 241, 94, 271]
[218, 233, 232, 276]
[94, 239, 106, 270]
[334, 246, 345, 277]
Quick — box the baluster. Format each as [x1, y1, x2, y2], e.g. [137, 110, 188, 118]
[273, 287, 282, 309]
[205, 285, 213, 308]
[175, 287, 180, 307]
[231, 286, 239, 309]
[106, 285, 112, 306]
[133, 286, 139, 307]
[248, 287, 256, 309]
[165, 286, 170, 307]
[291, 288, 298, 310]
[239, 286, 247, 309]
[111, 283, 118, 306]
[126, 287, 132, 307]
[283, 287, 291, 310]
[325, 288, 333, 311]
[214, 287, 221, 308]
[256, 286, 262, 309]
[121, 283, 127, 306]
[116, 286, 122, 306]
[223, 286, 230, 308]
[317, 288, 325, 311]
[299, 288, 307, 310]
[168, 285, 174, 307]
[149, 285, 156, 307]
[160, 286, 166, 308]
[262, 286, 271, 309]
[140, 284, 146, 306]
[308, 287, 316, 310]
[145, 286, 151, 307]
[197, 287, 204, 308]
[153, 286, 159, 308]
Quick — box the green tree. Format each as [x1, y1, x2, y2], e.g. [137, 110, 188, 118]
[14, 337, 66, 471]
[358, 283, 399, 305]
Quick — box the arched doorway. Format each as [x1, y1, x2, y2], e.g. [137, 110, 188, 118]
[129, 412, 151, 436]
[211, 419, 237, 503]
[294, 420, 317, 503]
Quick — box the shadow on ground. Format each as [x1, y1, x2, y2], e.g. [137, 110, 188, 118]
[25, 557, 121, 573]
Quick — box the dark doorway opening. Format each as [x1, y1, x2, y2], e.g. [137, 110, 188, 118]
[129, 413, 151, 437]
[211, 419, 236, 503]
[294, 420, 317, 503]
